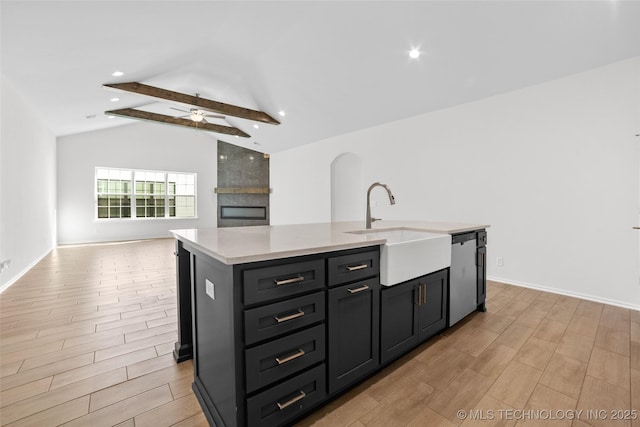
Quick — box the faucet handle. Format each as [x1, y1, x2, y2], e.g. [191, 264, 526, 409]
[371, 217, 381, 223]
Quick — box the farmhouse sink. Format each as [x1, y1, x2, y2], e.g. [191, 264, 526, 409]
[348, 228, 452, 286]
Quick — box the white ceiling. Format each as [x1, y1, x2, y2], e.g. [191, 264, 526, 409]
[2, 1, 639, 153]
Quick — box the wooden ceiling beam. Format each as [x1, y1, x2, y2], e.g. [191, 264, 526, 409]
[103, 82, 280, 125]
[106, 108, 251, 137]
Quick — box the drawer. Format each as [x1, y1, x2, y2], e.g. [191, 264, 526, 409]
[246, 364, 326, 427]
[245, 324, 325, 393]
[327, 250, 379, 287]
[244, 292, 325, 346]
[243, 259, 325, 305]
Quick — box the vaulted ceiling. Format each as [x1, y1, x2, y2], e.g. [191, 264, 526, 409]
[2, 1, 639, 153]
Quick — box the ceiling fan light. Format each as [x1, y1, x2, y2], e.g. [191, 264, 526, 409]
[190, 113, 204, 122]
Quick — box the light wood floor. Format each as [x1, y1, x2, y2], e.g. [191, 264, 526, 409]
[0, 239, 638, 427]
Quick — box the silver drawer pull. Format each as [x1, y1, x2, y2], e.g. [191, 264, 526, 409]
[274, 309, 305, 323]
[276, 390, 306, 410]
[347, 284, 369, 294]
[275, 348, 306, 365]
[274, 275, 305, 286]
[346, 263, 368, 271]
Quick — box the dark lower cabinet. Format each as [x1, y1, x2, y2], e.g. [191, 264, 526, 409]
[418, 269, 448, 340]
[381, 269, 448, 365]
[380, 280, 418, 365]
[327, 279, 380, 394]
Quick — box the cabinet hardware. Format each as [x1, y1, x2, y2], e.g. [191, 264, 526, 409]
[276, 390, 306, 410]
[274, 275, 305, 286]
[346, 263, 368, 271]
[415, 283, 427, 305]
[173, 251, 178, 256]
[275, 348, 306, 365]
[347, 284, 369, 294]
[274, 309, 305, 323]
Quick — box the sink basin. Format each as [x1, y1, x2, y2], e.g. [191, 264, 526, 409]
[348, 228, 452, 286]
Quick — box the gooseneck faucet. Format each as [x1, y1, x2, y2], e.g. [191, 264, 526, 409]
[366, 182, 396, 229]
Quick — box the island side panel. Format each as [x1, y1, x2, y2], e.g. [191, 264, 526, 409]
[190, 246, 243, 427]
[173, 240, 193, 362]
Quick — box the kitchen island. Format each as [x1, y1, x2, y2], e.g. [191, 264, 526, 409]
[171, 220, 488, 427]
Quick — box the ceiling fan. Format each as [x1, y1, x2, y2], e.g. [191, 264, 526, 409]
[171, 106, 225, 123]
[170, 94, 226, 123]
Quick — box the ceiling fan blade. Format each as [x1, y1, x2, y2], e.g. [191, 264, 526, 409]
[204, 114, 226, 119]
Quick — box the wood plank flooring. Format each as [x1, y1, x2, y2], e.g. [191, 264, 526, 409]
[1, 238, 638, 426]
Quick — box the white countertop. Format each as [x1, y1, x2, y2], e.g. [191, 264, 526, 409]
[171, 220, 489, 265]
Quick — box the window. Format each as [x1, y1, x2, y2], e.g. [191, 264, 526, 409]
[96, 168, 196, 219]
[168, 172, 196, 217]
[97, 169, 131, 219]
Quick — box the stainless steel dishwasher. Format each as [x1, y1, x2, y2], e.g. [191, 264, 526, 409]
[449, 232, 478, 326]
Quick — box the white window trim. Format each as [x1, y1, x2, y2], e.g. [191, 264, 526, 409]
[95, 167, 197, 220]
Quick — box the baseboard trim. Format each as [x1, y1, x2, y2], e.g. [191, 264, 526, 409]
[487, 275, 640, 312]
[0, 248, 53, 294]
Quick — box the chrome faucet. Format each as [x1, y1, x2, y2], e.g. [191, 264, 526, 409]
[366, 182, 396, 229]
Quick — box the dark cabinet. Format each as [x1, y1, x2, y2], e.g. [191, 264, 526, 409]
[380, 269, 448, 365]
[380, 279, 418, 365]
[327, 279, 380, 394]
[418, 269, 448, 340]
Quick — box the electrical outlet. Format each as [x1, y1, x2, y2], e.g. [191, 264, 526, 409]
[0, 259, 11, 273]
[205, 279, 215, 300]
[496, 257, 504, 267]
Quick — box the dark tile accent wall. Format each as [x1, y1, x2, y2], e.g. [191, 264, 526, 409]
[217, 141, 269, 227]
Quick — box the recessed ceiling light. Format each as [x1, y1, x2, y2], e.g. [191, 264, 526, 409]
[112, 70, 124, 77]
[253, 124, 259, 129]
[85, 114, 96, 119]
[110, 97, 119, 102]
[278, 110, 286, 117]
[409, 48, 420, 59]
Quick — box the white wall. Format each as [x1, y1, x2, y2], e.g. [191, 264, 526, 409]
[271, 57, 640, 309]
[57, 122, 218, 244]
[1, 75, 57, 291]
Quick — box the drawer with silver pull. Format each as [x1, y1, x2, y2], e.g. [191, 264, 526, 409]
[327, 249, 379, 287]
[244, 291, 325, 346]
[243, 259, 325, 305]
[246, 364, 326, 427]
[245, 324, 325, 393]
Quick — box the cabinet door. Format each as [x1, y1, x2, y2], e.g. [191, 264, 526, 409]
[327, 279, 380, 394]
[417, 269, 448, 342]
[477, 246, 486, 308]
[380, 280, 419, 365]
